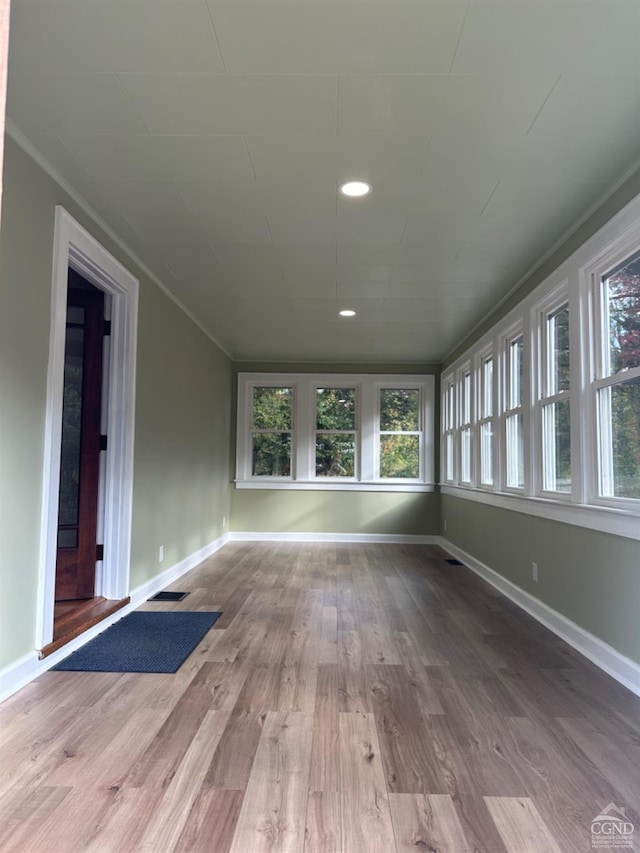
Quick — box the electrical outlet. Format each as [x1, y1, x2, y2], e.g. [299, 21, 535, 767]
[443, 519, 448, 532]
[159, 545, 164, 563]
[532, 562, 538, 582]
[222, 516, 226, 528]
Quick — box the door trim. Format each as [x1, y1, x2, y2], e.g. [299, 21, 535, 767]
[37, 207, 139, 649]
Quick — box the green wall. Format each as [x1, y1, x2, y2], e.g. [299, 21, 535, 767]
[231, 490, 439, 536]
[442, 494, 640, 665]
[0, 137, 232, 669]
[230, 361, 440, 536]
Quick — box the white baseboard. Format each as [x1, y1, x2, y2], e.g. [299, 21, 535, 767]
[229, 531, 438, 544]
[440, 537, 640, 698]
[0, 652, 40, 704]
[0, 533, 230, 704]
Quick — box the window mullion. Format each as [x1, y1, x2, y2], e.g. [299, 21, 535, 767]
[296, 380, 311, 481]
[357, 380, 372, 481]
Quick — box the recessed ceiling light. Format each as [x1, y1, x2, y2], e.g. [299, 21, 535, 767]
[339, 309, 356, 317]
[339, 181, 371, 198]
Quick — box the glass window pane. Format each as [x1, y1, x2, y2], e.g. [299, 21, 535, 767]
[605, 250, 640, 375]
[57, 528, 78, 549]
[549, 305, 570, 394]
[506, 412, 524, 488]
[252, 387, 292, 430]
[483, 358, 493, 418]
[380, 435, 419, 478]
[543, 399, 571, 492]
[606, 376, 640, 498]
[316, 388, 356, 430]
[462, 372, 471, 424]
[380, 388, 419, 431]
[446, 383, 454, 429]
[316, 434, 355, 476]
[461, 427, 471, 482]
[446, 433, 454, 480]
[480, 421, 493, 485]
[252, 433, 291, 476]
[509, 337, 523, 408]
[59, 323, 84, 527]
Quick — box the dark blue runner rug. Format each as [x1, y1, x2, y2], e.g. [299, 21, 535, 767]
[52, 610, 222, 673]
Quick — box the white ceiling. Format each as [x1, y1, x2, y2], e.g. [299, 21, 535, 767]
[6, 0, 640, 362]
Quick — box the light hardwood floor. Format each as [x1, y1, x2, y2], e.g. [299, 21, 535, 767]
[1, 542, 639, 852]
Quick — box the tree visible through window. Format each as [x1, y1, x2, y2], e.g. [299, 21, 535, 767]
[251, 386, 292, 476]
[238, 373, 434, 488]
[379, 388, 420, 478]
[505, 335, 524, 489]
[600, 252, 640, 498]
[542, 304, 571, 492]
[315, 388, 356, 476]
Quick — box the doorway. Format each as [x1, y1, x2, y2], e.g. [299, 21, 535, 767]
[55, 273, 105, 603]
[37, 207, 139, 655]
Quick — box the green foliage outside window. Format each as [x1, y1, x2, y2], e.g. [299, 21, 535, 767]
[252, 386, 292, 429]
[315, 388, 356, 476]
[380, 389, 420, 478]
[252, 387, 292, 476]
[605, 255, 640, 496]
[549, 306, 571, 490]
[315, 388, 356, 430]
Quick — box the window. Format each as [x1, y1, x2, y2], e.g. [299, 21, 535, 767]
[594, 249, 640, 500]
[439, 193, 640, 541]
[237, 373, 434, 491]
[478, 352, 494, 486]
[442, 376, 455, 483]
[251, 386, 293, 477]
[378, 388, 421, 479]
[315, 387, 356, 477]
[533, 288, 572, 497]
[459, 366, 472, 484]
[504, 333, 525, 489]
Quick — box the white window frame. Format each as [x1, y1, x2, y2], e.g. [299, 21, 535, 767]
[476, 346, 495, 489]
[440, 191, 640, 543]
[313, 381, 360, 482]
[457, 362, 472, 485]
[442, 373, 456, 484]
[374, 382, 426, 483]
[533, 282, 572, 500]
[585, 236, 640, 510]
[242, 381, 297, 482]
[501, 324, 526, 493]
[236, 373, 434, 492]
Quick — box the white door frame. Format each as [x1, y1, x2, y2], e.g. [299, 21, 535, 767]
[36, 207, 139, 648]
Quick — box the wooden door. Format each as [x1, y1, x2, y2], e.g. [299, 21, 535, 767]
[55, 279, 105, 601]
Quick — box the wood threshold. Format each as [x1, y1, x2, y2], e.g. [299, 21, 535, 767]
[39, 596, 130, 659]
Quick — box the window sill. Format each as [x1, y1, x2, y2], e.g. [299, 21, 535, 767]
[440, 484, 640, 541]
[235, 480, 435, 493]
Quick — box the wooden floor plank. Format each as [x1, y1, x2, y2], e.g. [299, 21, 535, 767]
[308, 664, 339, 794]
[337, 630, 372, 713]
[303, 791, 339, 853]
[318, 606, 338, 665]
[136, 710, 230, 852]
[174, 789, 244, 853]
[338, 712, 396, 853]
[367, 664, 448, 794]
[389, 793, 472, 853]
[484, 796, 563, 853]
[229, 711, 313, 853]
